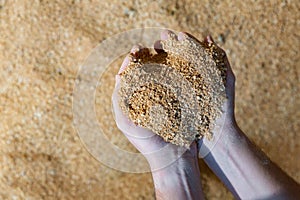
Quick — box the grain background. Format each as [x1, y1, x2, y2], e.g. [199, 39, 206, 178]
[0, 0, 299, 199]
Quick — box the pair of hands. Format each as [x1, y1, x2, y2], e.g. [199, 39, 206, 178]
[112, 30, 235, 164]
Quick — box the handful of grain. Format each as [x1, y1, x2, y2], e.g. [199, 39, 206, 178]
[118, 33, 228, 147]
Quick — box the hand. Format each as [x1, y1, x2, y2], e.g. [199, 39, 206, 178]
[196, 34, 237, 158]
[112, 30, 236, 159]
[112, 30, 205, 200]
[112, 31, 201, 167]
[192, 36, 300, 200]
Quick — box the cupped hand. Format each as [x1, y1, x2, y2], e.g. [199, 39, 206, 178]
[196, 34, 237, 158]
[112, 30, 235, 161]
[112, 31, 199, 170]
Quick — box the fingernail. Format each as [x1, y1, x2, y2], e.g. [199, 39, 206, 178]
[161, 30, 169, 40]
[177, 32, 186, 41]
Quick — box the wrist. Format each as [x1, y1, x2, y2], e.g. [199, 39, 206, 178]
[151, 155, 199, 183]
[145, 141, 198, 170]
[198, 110, 239, 159]
[202, 119, 242, 160]
[150, 143, 204, 199]
[201, 121, 298, 199]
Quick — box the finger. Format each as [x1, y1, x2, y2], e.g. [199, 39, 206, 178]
[154, 40, 164, 53]
[161, 29, 178, 41]
[177, 32, 188, 41]
[225, 58, 235, 79]
[118, 55, 130, 75]
[178, 32, 202, 44]
[130, 44, 142, 54]
[204, 35, 215, 45]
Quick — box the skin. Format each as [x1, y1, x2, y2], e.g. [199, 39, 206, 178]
[112, 30, 300, 200]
